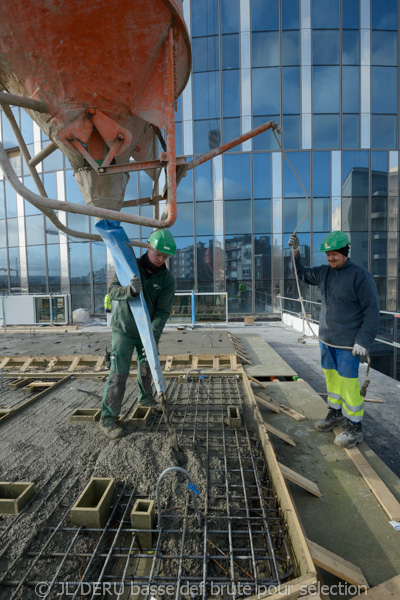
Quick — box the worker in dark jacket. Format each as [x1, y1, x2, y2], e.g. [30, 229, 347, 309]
[100, 229, 176, 439]
[289, 231, 380, 448]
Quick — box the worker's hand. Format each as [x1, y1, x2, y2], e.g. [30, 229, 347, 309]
[352, 343, 367, 357]
[288, 234, 300, 250]
[130, 275, 142, 296]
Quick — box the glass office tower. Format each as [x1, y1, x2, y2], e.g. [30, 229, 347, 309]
[0, 0, 399, 376]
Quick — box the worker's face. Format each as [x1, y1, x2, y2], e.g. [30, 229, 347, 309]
[325, 250, 348, 269]
[147, 244, 170, 267]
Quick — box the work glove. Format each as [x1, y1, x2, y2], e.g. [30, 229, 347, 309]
[352, 343, 367, 357]
[130, 274, 142, 296]
[288, 233, 300, 250]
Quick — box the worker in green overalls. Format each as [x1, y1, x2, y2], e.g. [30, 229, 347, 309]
[100, 229, 176, 439]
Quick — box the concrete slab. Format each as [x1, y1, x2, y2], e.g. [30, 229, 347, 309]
[255, 379, 400, 589]
[234, 333, 298, 378]
[159, 329, 235, 356]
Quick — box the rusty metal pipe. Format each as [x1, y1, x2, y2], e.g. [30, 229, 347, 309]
[185, 120, 277, 171]
[0, 141, 168, 230]
[28, 141, 58, 167]
[162, 27, 177, 228]
[0, 90, 48, 113]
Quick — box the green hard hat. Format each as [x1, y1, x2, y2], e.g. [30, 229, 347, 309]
[320, 231, 350, 252]
[148, 229, 176, 256]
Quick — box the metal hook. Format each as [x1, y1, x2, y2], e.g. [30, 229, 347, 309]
[80, 334, 91, 351]
[156, 466, 202, 528]
[185, 368, 208, 399]
[201, 334, 212, 348]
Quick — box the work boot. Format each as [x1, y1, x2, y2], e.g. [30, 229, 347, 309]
[314, 407, 346, 432]
[334, 420, 363, 449]
[138, 397, 163, 412]
[99, 418, 125, 440]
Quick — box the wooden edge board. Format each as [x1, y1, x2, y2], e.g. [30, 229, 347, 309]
[355, 575, 400, 598]
[246, 576, 320, 600]
[306, 538, 369, 589]
[247, 375, 267, 389]
[241, 373, 317, 592]
[333, 426, 400, 521]
[254, 393, 281, 414]
[278, 463, 322, 497]
[264, 423, 296, 446]
[318, 392, 384, 404]
[255, 391, 306, 422]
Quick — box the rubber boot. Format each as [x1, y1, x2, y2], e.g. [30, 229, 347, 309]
[334, 420, 363, 448]
[314, 407, 346, 432]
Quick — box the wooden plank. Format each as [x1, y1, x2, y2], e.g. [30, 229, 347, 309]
[212, 356, 219, 371]
[165, 356, 174, 372]
[68, 357, 81, 372]
[247, 375, 267, 389]
[94, 357, 104, 372]
[20, 357, 34, 373]
[230, 355, 238, 370]
[8, 378, 32, 390]
[306, 538, 369, 589]
[264, 423, 296, 446]
[45, 357, 59, 372]
[333, 426, 400, 521]
[191, 356, 198, 369]
[254, 393, 281, 414]
[237, 352, 252, 365]
[356, 575, 400, 599]
[0, 357, 11, 369]
[256, 391, 306, 421]
[279, 463, 322, 497]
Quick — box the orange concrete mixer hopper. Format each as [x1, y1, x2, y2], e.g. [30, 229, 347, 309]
[0, 0, 277, 241]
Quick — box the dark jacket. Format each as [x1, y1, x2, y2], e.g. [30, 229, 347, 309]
[294, 254, 380, 351]
[109, 255, 175, 344]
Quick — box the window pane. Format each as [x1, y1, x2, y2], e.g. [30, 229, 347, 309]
[169, 238, 195, 291]
[283, 152, 310, 198]
[0, 248, 8, 291]
[282, 68, 300, 114]
[194, 119, 221, 154]
[195, 161, 212, 201]
[282, 0, 300, 29]
[5, 181, 17, 218]
[20, 111, 34, 145]
[254, 200, 271, 233]
[193, 72, 220, 119]
[252, 68, 280, 115]
[0, 183, 4, 219]
[342, 67, 360, 113]
[312, 0, 339, 28]
[170, 203, 194, 237]
[45, 217, 59, 244]
[196, 237, 214, 291]
[225, 201, 251, 234]
[69, 242, 91, 311]
[9, 247, 21, 291]
[342, 150, 369, 186]
[371, 0, 397, 30]
[196, 202, 213, 235]
[251, 0, 279, 31]
[313, 152, 330, 196]
[342, 197, 368, 231]
[255, 235, 272, 312]
[125, 172, 138, 200]
[226, 234, 252, 313]
[0, 220, 5, 248]
[26, 215, 45, 245]
[175, 122, 182, 156]
[92, 241, 107, 313]
[342, 114, 360, 148]
[221, 0, 239, 33]
[313, 31, 339, 65]
[254, 154, 271, 198]
[222, 34, 239, 69]
[283, 198, 311, 232]
[371, 151, 388, 232]
[177, 169, 193, 203]
[192, 0, 219, 37]
[27, 245, 47, 293]
[1, 108, 19, 149]
[23, 176, 42, 216]
[224, 155, 251, 199]
[253, 116, 281, 150]
[282, 115, 300, 149]
[223, 70, 240, 117]
[371, 67, 397, 113]
[342, 0, 359, 28]
[192, 37, 219, 72]
[313, 115, 340, 148]
[7, 218, 19, 246]
[313, 198, 330, 230]
[313, 67, 340, 113]
[43, 147, 63, 172]
[65, 170, 83, 204]
[372, 115, 397, 149]
[252, 32, 279, 67]
[223, 118, 241, 148]
[371, 31, 397, 66]
[342, 30, 359, 65]
[67, 213, 89, 234]
[282, 31, 300, 65]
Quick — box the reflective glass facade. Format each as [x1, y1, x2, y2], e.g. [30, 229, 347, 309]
[1, 0, 400, 377]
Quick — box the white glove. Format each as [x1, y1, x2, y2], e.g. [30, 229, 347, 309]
[288, 234, 300, 250]
[352, 343, 367, 357]
[130, 274, 143, 296]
